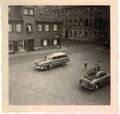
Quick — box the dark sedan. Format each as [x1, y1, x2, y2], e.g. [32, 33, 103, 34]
[79, 70, 110, 91]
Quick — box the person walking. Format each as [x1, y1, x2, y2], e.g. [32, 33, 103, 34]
[97, 60, 100, 66]
[84, 59, 88, 68]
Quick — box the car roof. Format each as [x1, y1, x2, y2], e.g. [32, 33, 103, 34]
[47, 52, 67, 58]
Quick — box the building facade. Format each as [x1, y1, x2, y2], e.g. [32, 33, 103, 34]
[9, 6, 62, 54]
[51, 6, 110, 42]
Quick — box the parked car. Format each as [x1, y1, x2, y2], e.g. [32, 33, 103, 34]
[34, 52, 70, 70]
[79, 69, 110, 91]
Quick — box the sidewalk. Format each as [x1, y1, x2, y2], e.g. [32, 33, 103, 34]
[9, 46, 68, 58]
[95, 46, 110, 53]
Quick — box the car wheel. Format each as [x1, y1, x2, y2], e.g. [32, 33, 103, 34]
[44, 66, 49, 71]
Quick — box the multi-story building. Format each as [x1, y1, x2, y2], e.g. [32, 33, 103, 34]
[9, 6, 62, 54]
[51, 6, 110, 42]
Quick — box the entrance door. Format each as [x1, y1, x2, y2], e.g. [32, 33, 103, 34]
[27, 39, 34, 51]
[43, 39, 47, 46]
[18, 41, 25, 52]
[13, 41, 18, 52]
[65, 30, 68, 39]
[53, 39, 57, 45]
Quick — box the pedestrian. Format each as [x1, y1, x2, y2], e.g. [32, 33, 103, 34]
[84, 59, 88, 68]
[97, 60, 101, 68]
[94, 63, 101, 73]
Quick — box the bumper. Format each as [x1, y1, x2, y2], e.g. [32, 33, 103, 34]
[35, 65, 44, 70]
[80, 83, 95, 90]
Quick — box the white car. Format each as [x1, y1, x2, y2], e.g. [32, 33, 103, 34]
[34, 52, 70, 70]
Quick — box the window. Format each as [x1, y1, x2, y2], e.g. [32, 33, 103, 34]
[70, 20, 73, 26]
[74, 31, 77, 37]
[74, 19, 78, 26]
[79, 31, 82, 37]
[85, 31, 88, 37]
[53, 24, 57, 31]
[85, 19, 88, 26]
[24, 8, 28, 15]
[53, 56, 58, 60]
[29, 9, 34, 15]
[79, 19, 83, 26]
[53, 39, 57, 45]
[16, 24, 22, 32]
[9, 24, 12, 32]
[61, 10, 64, 16]
[26, 24, 32, 32]
[43, 40, 47, 46]
[24, 8, 34, 15]
[70, 30, 72, 37]
[37, 24, 42, 31]
[9, 42, 13, 50]
[45, 24, 49, 31]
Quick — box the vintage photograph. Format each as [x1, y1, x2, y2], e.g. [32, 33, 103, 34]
[9, 5, 110, 105]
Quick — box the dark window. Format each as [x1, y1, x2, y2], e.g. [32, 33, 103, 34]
[79, 19, 83, 26]
[9, 42, 13, 50]
[53, 56, 58, 60]
[74, 19, 78, 26]
[95, 72, 107, 79]
[85, 19, 88, 26]
[74, 31, 77, 37]
[85, 31, 88, 37]
[70, 20, 73, 26]
[53, 55, 67, 60]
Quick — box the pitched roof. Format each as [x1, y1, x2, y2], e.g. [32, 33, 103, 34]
[35, 9, 61, 22]
[9, 7, 24, 21]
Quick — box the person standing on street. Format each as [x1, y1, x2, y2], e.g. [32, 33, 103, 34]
[84, 59, 88, 68]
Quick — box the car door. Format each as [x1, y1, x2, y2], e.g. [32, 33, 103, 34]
[95, 72, 107, 86]
[51, 57, 58, 67]
[103, 74, 110, 84]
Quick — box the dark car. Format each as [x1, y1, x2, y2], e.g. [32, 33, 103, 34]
[79, 70, 110, 91]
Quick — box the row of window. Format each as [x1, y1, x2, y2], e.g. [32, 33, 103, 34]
[63, 18, 105, 27]
[54, 8, 105, 17]
[9, 39, 60, 51]
[66, 30, 104, 37]
[37, 24, 58, 32]
[9, 7, 34, 16]
[9, 24, 58, 32]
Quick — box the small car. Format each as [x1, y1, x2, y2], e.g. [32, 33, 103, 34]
[34, 52, 70, 70]
[79, 69, 110, 91]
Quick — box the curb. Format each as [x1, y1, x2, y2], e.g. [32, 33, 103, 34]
[9, 46, 68, 58]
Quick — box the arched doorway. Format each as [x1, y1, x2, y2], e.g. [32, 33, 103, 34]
[43, 39, 47, 46]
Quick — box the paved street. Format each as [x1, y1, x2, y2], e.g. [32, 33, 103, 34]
[9, 40, 110, 105]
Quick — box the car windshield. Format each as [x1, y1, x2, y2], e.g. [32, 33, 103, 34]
[44, 55, 52, 60]
[86, 69, 96, 77]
